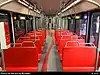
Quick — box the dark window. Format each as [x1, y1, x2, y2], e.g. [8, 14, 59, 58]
[68, 19, 75, 32]
[89, 12, 100, 46]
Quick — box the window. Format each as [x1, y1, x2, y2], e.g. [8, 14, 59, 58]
[26, 20, 32, 32]
[90, 12, 100, 46]
[68, 19, 75, 32]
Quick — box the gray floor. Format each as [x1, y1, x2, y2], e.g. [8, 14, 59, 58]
[38, 30, 62, 72]
[47, 42, 62, 72]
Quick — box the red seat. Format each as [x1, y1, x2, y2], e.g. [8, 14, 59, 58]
[58, 39, 70, 61]
[22, 41, 35, 47]
[22, 41, 42, 61]
[61, 35, 71, 39]
[56, 35, 61, 45]
[58, 36, 71, 60]
[15, 43, 22, 47]
[4, 47, 38, 72]
[16, 40, 23, 43]
[66, 41, 79, 47]
[35, 39, 43, 61]
[76, 39, 85, 46]
[41, 30, 46, 45]
[71, 35, 78, 40]
[62, 45, 96, 72]
[20, 37, 30, 40]
[36, 35, 43, 46]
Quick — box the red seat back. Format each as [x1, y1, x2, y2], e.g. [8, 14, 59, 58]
[71, 35, 78, 40]
[22, 41, 35, 47]
[15, 43, 22, 47]
[58, 39, 70, 53]
[63, 46, 96, 72]
[66, 41, 79, 47]
[61, 35, 71, 40]
[35, 39, 42, 53]
[16, 40, 23, 43]
[4, 47, 38, 67]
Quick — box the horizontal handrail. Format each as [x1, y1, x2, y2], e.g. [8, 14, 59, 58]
[65, 41, 80, 47]
[65, 41, 96, 48]
[79, 43, 96, 47]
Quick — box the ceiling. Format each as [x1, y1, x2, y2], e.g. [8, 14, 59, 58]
[27, 0, 76, 16]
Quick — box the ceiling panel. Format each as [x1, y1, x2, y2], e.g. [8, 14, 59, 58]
[28, 0, 76, 15]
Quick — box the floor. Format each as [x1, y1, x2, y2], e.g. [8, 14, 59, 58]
[38, 30, 62, 72]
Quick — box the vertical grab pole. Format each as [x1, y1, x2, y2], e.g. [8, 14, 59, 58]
[33, 10, 36, 42]
[1, 49, 6, 72]
[60, 17, 62, 37]
[10, 12, 15, 45]
[96, 32, 100, 71]
[34, 16, 36, 42]
[0, 43, 6, 72]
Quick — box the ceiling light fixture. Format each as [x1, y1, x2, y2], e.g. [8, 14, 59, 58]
[23, 0, 29, 5]
[0, 0, 13, 7]
[34, 9, 40, 14]
[58, 0, 100, 16]
[18, 0, 41, 14]
[18, 0, 33, 10]
[75, 16, 80, 19]
[87, 0, 100, 7]
[61, 0, 82, 13]
[58, 12, 61, 15]
[58, 0, 82, 15]
[18, 0, 28, 7]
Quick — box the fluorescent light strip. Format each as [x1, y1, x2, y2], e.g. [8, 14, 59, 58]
[23, 0, 29, 5]
[87, 0, 100, 7]
[34, 9, 40, 14]
[58, 0, 100, 15]
[58, 12, 61, 15]
[18, 0, 40, 14]
[61, 0, 81, 13]
[29, 6, 33, 9]
[0, 0, 13, 6]
[20, 16, 25, 20]
[18, 0, 28, 7]
[23, 0, 33, 8]
[57, 0, 82, 15]
[18, 0, 33, 10]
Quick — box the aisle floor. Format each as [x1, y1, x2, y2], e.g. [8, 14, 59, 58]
[38, 30, 62, 72]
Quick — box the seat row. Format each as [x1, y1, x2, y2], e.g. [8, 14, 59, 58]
[3, 30, 46, 72]
[55, 29, 97, 72]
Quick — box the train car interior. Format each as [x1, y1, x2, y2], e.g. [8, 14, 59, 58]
[0, 0, 100, 72]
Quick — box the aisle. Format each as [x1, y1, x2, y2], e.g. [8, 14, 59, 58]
[38, 30, 62, 72]
[47, 30, 62, 71]
[38, 30, 53, 71]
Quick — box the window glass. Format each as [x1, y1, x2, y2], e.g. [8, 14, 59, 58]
[76, 18, 87, 39]
[14, 19, 25, 40]
[68, 19, 75, 32]
[26, 20, 32, 32]
[0, 13, 8, 22]
[90, 12, 100, 46]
